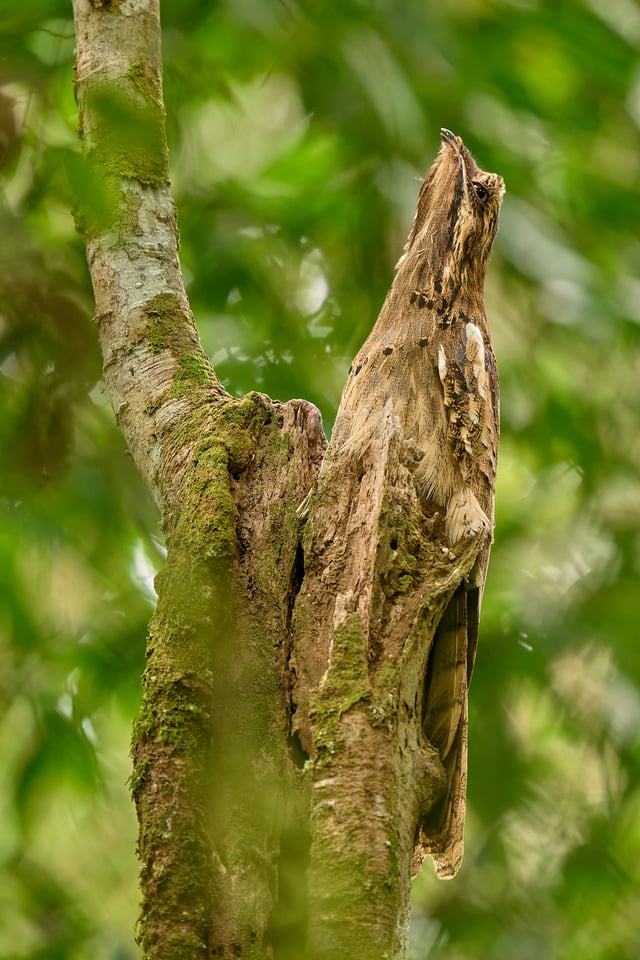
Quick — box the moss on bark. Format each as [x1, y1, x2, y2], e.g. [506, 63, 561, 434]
[130, 386, 321, 958]
[85, 75, 168, 186]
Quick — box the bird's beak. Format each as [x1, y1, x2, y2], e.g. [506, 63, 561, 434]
[441, 128, 458, 146]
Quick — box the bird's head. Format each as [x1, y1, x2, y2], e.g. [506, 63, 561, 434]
[399, 129, 505, 289]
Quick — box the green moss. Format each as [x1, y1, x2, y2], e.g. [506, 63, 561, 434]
[131, 669, 215, 957]
[148, 395, 273, 587]
[156, 692, 211, 749]
[168, 354, 214, 398]
[86, 70, 168, 186]
[128, 753, 150, 797]
[378, 505, 426, 598]
[307, 846, 399, 959]
[127, 60, 162, 105]
[372, 657, 399, 695]
[141, 293, 194, 354]
[136, 294, 219, 411]
[215, 392, 273, 470]
[310, 614, 371, 757]
[133, 702, 156, 741]
[367, 658, 400, 729]
[178, 439, 237, 561]
[321, 615, 370, 712]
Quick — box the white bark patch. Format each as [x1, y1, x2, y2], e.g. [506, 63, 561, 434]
[332, 591, 355, 630]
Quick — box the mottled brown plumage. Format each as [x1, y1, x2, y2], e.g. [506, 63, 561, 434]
[330, 129, 504, 876]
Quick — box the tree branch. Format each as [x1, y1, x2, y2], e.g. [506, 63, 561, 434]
[72, 0, 226, 510]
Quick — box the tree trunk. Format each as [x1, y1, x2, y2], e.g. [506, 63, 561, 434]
[290, 413, 479, 958]
[72, 2, 483, 957]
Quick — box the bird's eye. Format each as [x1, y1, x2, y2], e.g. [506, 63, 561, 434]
[472, 182, 488, 201]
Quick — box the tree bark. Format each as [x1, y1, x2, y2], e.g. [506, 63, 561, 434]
[291, 408, 480, 959]
[72, 3, 482, 958]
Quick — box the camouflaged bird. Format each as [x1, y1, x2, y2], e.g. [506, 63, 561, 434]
[330, 129, 504, 877]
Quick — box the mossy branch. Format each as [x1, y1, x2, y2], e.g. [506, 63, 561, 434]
[72, 0, 227, 509]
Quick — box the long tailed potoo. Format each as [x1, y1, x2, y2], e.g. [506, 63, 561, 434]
[330, 129, 504, 877]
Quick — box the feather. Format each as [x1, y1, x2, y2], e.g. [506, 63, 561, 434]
[330, 129, 504, 876]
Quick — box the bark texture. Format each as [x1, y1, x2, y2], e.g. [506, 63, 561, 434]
[72, 3, 495, 959]
[290, 411, 481, 959]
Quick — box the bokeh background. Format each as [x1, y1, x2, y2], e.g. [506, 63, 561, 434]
[2, 0, 640, 957]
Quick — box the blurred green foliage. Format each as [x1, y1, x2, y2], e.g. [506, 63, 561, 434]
[1, 0, 640, 957]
